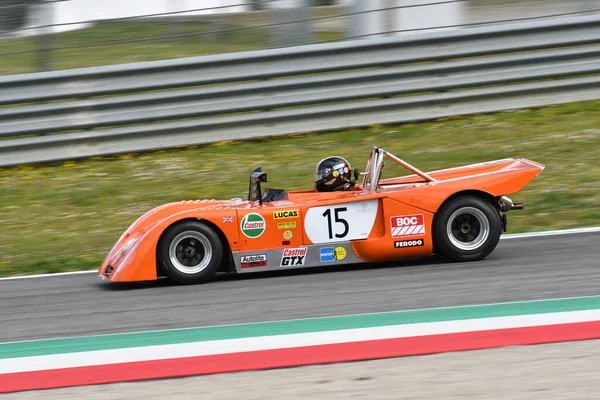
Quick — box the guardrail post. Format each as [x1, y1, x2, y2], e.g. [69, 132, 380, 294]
[347, 0, 386, 39]
[268, 0, 314, 47]
[391, 0, 464, 36]
[33, 0, 53, 72]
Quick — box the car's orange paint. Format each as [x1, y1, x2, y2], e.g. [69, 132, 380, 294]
[377, 159, 545, 213]
[99, 152, 544, 283]
[351, 198, 435, 261]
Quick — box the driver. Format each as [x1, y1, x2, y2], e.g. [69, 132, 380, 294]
[314, 156, 354, 192]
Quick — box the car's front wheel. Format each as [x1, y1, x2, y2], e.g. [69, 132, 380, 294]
[157, 220, 223, 284]
[433, 196, 502, 262]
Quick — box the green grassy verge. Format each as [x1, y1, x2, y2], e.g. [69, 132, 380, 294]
[0, 9, 344, 76]
[1, 99, 600, 276]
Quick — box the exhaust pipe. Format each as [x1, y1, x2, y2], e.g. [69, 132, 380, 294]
[498, 196, 523, 212]
[511, 202, 524, 210]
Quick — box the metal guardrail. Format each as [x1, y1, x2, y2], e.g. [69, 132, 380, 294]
[2, 14, 600, 167]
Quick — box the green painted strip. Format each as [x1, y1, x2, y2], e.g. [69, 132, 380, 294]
[2, 296, 600, 360]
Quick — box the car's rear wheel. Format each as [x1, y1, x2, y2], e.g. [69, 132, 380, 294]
[158, 220, 223, 284]
[433, 196, 502, 262]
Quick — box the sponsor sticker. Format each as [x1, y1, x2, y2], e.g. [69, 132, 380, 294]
[280, 247, 307, 267]
[240, 213, 266, 238]
[390, 214, 425, 238]
[394, 239, 424, 248]
[282, 240, 291, 245]
[283, 230, 293, 240]
[319, 246, 347, 262]
[240, 254, 267, 268]
[278, 221, 297, 229]
[273, 210, 299, 220]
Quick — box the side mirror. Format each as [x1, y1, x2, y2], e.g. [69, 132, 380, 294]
[248, 167, 267, 205]
[251, 171, 267, 183]
[353, 168, 359, 181]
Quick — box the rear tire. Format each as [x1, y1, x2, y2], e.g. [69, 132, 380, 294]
[157, 220, 223, 285]
[433, 196, 502, 262]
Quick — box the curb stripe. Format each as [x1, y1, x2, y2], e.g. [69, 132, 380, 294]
[3, 309, 600, 374]
[4, 296, 600, 359]
[2, 321, 600, 393]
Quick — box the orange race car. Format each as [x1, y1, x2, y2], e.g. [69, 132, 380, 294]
[98, 146, 544, 285]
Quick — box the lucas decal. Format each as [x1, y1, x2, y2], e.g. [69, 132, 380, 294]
[273, 210, 299, 219]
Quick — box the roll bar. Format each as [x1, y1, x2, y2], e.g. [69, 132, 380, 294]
[361, 146, 437, 191]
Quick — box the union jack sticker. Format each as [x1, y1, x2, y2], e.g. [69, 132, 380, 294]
[222, 216, 233, 223]
[390, 214, 425, 237]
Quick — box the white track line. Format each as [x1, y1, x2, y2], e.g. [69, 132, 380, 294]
[1, 226, 599, 281]
[500, 226, 600, 239]
[0, 270, 97, 281]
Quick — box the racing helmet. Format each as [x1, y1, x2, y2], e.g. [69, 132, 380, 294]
[314, 156, 352, 192]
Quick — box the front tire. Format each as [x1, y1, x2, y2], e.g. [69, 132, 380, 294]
[158, 220, 223, 284]
[433, 196, 502, 262]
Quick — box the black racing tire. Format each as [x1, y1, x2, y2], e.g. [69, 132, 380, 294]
[433, 196, 502, 262]
[157, 220, 223, 285]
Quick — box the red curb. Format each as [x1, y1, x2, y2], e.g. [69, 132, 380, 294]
[2, 321, 600, 393]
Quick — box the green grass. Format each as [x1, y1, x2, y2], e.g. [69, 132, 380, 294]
[0, 8, 345, 75]
[1, 99, 600, 276]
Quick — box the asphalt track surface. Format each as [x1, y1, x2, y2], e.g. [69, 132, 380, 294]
[1, 232, 599, 343]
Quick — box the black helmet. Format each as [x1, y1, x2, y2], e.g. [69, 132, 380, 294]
[314, 156, 352, 192]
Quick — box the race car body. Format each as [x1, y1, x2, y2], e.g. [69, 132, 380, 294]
[99, 146, 544, 284]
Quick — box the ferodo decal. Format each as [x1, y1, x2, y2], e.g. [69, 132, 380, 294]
[280, 247, 307, 267]
[304, 200, 379, 244]
[394, 239, 424, 248]
[391, 214, 425, 237]
[240, 254, 267, 268]
[278, 221, 296, 229]
[319, 246, 347, 262]
[240, 213, 266, 238]
[273, 210, 299, 219]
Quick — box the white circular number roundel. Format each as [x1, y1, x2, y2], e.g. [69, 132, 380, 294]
[304, 200, 379, 244]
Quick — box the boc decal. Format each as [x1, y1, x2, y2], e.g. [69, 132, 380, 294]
[273, 210, 299, 219]
[280, 247, 307, 267]
[319, 246, 347, 262]
[390, 214, 425, 238]
[240, 213, 266, 238]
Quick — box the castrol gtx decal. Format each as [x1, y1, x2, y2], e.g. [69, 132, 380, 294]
[280, 247, 308, 267]
[391, 214, 425, 237]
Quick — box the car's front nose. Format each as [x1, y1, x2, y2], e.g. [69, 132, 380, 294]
[98, 233, 142, 281]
